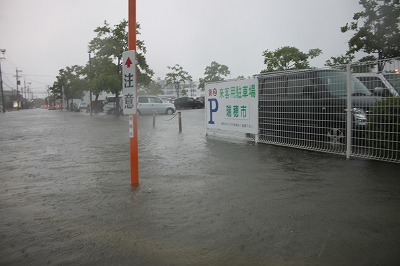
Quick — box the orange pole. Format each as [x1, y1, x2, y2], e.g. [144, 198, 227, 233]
[129, 0, 139, 187]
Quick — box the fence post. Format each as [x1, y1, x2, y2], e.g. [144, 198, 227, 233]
[346, 64, 352, 159]
[152, 110, 156, 128]
[178, 111, 182, 133]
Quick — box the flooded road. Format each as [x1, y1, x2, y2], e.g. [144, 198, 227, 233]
[1, 108, 400, 265]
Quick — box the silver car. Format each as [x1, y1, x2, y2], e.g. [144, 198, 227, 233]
[78, 102, 87, 110]
[137, 96, 176, 115]
[353, 72, 400, 97]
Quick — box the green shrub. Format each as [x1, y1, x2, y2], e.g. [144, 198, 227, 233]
[367, 97, 400, 160]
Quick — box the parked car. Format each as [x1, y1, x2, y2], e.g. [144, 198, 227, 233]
[137, 95, 176, 115]
[69, 103, 78, 111]
[78, 102, 87, 110]
[158, 96, 176, 104]
[86, 101, 104, 113]
[353, 72, 400, 97]
[257, 68, 382, 144]
[174, 97, 204, 109]
[195, 96, 205, 103]
[103, 96, 123, 115]
[383, 73, 400, 96]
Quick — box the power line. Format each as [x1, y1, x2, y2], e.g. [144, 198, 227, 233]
[24, 74, 56, 78]
[24, 77, 55, 86]
[3, 80, 14, 89]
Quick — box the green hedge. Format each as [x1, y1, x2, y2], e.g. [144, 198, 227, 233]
[367, 97, 400, 159]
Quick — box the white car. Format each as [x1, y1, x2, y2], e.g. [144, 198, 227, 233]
[353, 73, 400, 97]
[78, 102, 87, 109]
[137, 96, 176, 115]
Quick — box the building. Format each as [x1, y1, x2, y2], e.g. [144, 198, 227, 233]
[155, 78, 203, 98]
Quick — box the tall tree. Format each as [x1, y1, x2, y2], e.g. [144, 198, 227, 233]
[341, 0, 400, 69]
[51, 65, 85, 109]
[138, 80, 164, 95]
[83, 55, 120, 102]
[198, 61, 230, 90]
[325, 54, 376, 72]
[165, 64, 192, 98]
[261, 46, 322, 73]
[325, 54, 355, 70]
[88, 20, 154, 116]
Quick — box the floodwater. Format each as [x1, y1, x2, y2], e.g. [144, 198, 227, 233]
[1, 108, 400, 265]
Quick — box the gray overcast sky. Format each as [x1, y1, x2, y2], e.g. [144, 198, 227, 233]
[1, 0, 362, 97]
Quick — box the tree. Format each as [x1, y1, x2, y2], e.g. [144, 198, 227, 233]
[325, 54, 379, 72]
[181, 88, 188, 96]
[325, 54, 355, 69]
[88, 20, 154, 116]
[138, 80, 164, 95]
[261, 46, 322, 73]
[165, 64, 192, 98]
[341, 0, 400, 69]
[51, 65, 85, 109]
[83, 55, 120, 101]
[198, 61, 230, 90]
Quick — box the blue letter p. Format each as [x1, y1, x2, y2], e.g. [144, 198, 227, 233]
[208, 98, 219, 124]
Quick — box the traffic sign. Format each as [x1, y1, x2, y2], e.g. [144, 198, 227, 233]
[122, 50, 136, 115]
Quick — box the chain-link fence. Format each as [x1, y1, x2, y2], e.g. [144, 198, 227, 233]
[205, 58, 399, 163]
[256, 58, 400, 163]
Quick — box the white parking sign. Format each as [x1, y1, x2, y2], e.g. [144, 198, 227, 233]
[122, 50, 136, 115]
[205, 78, 258, 134]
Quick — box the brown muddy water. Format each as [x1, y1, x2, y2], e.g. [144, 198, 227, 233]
[1, 108, 400, 265]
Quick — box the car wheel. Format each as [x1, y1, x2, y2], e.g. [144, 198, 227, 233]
[326, 128, 345, 144]
[166, 108, 174, 115]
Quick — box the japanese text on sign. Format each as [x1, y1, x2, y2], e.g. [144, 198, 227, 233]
[122, 50, 136, 115]
[205, 79, 258, 134]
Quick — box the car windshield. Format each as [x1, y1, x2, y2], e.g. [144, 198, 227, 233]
[384, 74, 400, 93]
[317, 70, 372, 97]
[149, 97, 162, 103]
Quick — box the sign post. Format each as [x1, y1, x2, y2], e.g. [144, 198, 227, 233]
[122, 50, 136, 117]
[128, 0, 139, 186]
[205, 78, 259, 135]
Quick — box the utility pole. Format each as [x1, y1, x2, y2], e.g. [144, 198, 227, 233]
[88, 52, 93, 116]
[0, 49, 6, 113]
[47, 86, 50, 108]
[25, 82, 31, 108]
[15, 68, 22, 110]
[22, 80, 25, 108]
[23, 80, 30, 103]
[62, 86, 65, 111]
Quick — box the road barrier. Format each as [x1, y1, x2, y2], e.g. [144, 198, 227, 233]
[146, 110, 182, 133]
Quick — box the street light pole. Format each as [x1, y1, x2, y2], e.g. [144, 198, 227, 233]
[0, 49, 6, 113]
